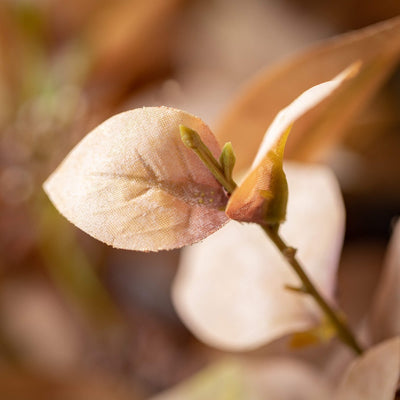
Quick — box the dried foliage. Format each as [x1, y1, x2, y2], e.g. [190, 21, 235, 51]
[217, 16, 400, 171]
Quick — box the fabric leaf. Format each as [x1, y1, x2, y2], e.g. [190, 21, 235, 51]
[44, 107, 228, 251]
[225, 65, 357, 224]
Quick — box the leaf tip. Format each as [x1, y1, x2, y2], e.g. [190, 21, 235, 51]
[179, 124, 201, 149]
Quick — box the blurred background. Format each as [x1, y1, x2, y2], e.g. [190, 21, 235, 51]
[0, 0, 399, 398]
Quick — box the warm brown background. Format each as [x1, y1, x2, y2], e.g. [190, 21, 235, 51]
[0, 1, 399, 398]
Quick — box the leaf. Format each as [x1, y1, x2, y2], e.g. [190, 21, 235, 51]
[150, 358, 333, 400]
[44, 107, 228, 252]
[335, 336, 400, 400]
[225, 65, 357, 224]
[84, 0, 183, 103]
[216, 16, 400, 171]
[369, 220, 400, 343]
[173, 162, 345, 350]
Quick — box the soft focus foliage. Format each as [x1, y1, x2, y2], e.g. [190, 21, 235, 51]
[173, 163, 345, 350]
[217, 16, 400, 170]
[1, 1, 400, 398]
[369, 220, 400, 343]
[335, 337, 400, 400]
[150, 359, 333, 400]
[44, 107, 228, 251]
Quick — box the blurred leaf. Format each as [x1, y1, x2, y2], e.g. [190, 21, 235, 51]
[0, 281, 82, 372]
[285, 0, 400, 31]
[150, 358, 333, 400]
[226, 64, 357, 224]
[335, 337, 400, 400]
[151, 361, 246, 400]
[44, 107, 228, 251]
[38, 199, 120, 327]
[84, 0, 183, 103]
[216, 16, 400, 172]
[369, 220, 400, 343]
[173, 163, 344, 350]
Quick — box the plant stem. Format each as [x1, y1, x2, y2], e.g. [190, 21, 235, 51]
[262, 224, 363, 355]
[180, 126, 363, 355]
[180, 125, 237, 194]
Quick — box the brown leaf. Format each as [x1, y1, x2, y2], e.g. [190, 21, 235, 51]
[44, 107, 228, 251]
[84, 0, 183, 104]
[216, 16, 400, 172]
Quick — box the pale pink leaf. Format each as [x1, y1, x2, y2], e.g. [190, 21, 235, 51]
[369, 220, 400, 343]
[335, 337, 400, 400]
[44, 107, 228, 251]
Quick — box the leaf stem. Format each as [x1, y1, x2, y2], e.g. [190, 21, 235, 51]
[180, 125, 237, 194]
[180, 126, 363, 355]
[262, 224, 363, 355]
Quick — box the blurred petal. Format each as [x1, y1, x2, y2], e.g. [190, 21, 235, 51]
[173, 163, 344, 350]
[335, 337, 400, 400]
[150, 358, 333, 400]
[217, 16, 400, 171]
[226, 65, 357, 224]
[369, 220, 400, 343]
[44, 107, 228, 251]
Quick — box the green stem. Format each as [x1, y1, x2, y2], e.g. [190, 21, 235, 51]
[262, 225, 363, 355]
[180, 125, 237, 194]
[180, 126, 363, 355]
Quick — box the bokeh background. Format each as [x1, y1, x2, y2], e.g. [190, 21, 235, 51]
[0, 0, 399, 398]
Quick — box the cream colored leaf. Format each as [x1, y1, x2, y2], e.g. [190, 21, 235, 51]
[216, 16, 400, 171]
[44, 107, 228, 251]
[150, 358, 333, 400]
[369, 220, 400, 343]
[173, 162, 344, 350]
[226, 64, 357, 224]
[335, 337, 400, 400]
